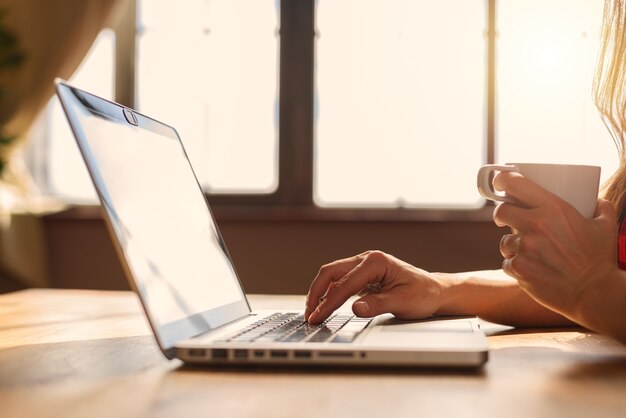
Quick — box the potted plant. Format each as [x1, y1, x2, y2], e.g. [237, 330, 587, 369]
[0, 9, 24, 178]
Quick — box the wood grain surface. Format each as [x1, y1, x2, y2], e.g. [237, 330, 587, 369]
[1, 289, 626, 418]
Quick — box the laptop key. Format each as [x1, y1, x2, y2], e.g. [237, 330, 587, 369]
[281, 328, 311, 343]
[306, 327, 335, 343]
[222, 313, 371, 344]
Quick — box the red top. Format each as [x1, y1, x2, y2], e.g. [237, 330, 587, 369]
[619, 215, 626, 269]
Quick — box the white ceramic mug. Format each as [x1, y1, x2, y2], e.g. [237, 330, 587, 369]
[477, 163, 601, 219]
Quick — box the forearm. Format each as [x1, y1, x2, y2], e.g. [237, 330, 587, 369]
[573, 268, 626, 344]
[434, 269, 575, 327]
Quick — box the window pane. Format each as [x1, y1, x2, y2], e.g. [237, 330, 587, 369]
[497, 0, 618, 184]
[315, 0, 486, 208]
[137, 0, 280, 194]
[39, 29, 115, 203]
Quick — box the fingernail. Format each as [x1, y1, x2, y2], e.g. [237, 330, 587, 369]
[353, 300, 369, 315]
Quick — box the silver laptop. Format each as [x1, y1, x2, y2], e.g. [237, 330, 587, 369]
[56, 80, 488, 368]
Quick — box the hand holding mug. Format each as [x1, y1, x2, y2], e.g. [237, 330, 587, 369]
[476, 163, 619, 321]
[477, 163, 601, 218]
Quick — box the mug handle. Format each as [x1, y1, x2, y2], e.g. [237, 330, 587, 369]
[477, 164, 519, 203]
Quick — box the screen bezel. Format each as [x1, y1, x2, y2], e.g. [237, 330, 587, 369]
[55, 80, 251, 358]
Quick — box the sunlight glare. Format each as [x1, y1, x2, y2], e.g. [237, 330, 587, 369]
[497, 0, 617, 185]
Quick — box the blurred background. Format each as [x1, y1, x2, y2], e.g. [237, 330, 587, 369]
[0, 0, 616, 294]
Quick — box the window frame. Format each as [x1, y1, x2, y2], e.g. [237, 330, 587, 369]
[110, 0, 497, 221]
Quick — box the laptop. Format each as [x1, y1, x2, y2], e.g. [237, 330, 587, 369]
[56, 80, 488, 368]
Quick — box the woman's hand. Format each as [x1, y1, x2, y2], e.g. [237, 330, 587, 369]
[304, 251, 444, 324]
[492, 171, 620, 321]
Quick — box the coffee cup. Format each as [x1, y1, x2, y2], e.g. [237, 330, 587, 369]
[477, 163, 601, 219]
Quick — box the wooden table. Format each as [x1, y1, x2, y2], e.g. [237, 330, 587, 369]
[1, 289, 626, 418]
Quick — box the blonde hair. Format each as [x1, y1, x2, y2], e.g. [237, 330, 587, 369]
[595, 0, 626, 214]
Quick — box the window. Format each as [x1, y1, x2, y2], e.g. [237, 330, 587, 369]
[497, 0, 617, 178]
[315, 0, 486, 208]
[27, 29, 115, 203]
[29, 0, 615, 215]
[136, 0, 280, 194]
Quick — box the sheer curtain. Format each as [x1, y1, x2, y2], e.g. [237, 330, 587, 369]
[0, 0, 121, 195]
[0, 0, 122, 287]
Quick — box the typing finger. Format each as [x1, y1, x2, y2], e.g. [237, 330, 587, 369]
[307, 251, 388, 324]
[305, 252, 370, 320]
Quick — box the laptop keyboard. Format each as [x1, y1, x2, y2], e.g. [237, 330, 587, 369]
[219, 312, 372, 344]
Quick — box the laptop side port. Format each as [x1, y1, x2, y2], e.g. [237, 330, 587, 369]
[187, 348, 206, 358]
[270, 350, 288, 358]
[211, 348, 228, 360]
[234, 349, 249, 359]
[318, 351, 354, 358]
[294, 350, 312, 359]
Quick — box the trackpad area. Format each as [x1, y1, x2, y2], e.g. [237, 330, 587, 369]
[378, 317, 475, 333]
[362, 316, 486, 349]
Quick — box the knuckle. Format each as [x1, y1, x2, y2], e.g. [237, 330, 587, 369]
[492, 204, 502, 221]
[317, 263, 333, 276]
[366, 250, 387, 263]
[492, 204, 508, 225]
[326, 281, 339, 294]
[499, 234, 508, 249]
[502, 258, 514, 277]
[500, 234, 516, 254]
[332, 275, 349, 289]
[503, 257, 516, 276]
[508, 256, 526, 277]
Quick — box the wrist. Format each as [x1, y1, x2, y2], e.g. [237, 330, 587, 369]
[572, 265, 626, 341]
[432, 271, 474, 316]
[433, 270, 527, 322]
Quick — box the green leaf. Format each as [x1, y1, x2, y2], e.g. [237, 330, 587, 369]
[0, 51, 24, 68]
[0, 7, 25, 71]
[0, 133, 14, 146]
[0, 6, 24, 178]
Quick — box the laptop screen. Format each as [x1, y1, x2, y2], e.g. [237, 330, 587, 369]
[56, 82, 249, 355]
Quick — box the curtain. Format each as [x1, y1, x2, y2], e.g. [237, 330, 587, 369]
[0, 0, 122, 193]
[0, 0, 123, 288]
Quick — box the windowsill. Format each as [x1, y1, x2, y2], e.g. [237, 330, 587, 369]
[43, 203, 496, 222]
